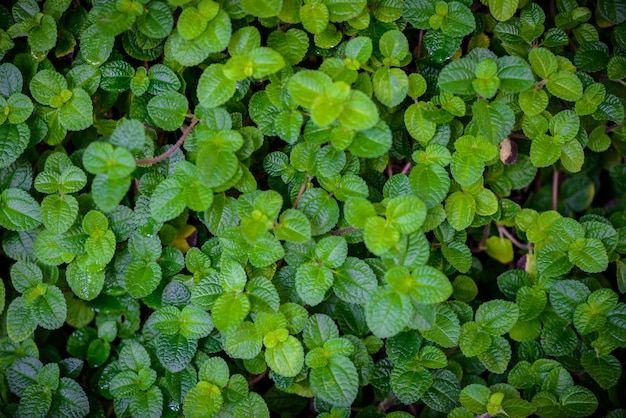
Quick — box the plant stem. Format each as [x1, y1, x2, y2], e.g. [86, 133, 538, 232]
[248, 368, 268, 387]
[135, 116, 199, 166]
[552, 168, 559, 212]
[416, 29, 424, 60]
[292, 176, 311, 208]
[332, 226, 357, 235]
[401, 162, 412, 174]
[497, 225, 530, 251]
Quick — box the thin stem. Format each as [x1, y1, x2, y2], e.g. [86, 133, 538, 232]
[509, 133, 529, 140]
[332, 226, 357, 235]
[292, 176, 311, 208]
[401, 162, 412, 174]
[607, 124, 623, 133]
[135, 116, 199, 166]
[378, 396, 397, 412]
[416, 29, 424, 60]
[497, 225, 530, 251]
[386, 162, 393, 178]
[248, 368, 268, 386]
[552, 168, 559, 212]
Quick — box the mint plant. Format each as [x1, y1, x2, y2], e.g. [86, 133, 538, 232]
[1, 0, 626, 416]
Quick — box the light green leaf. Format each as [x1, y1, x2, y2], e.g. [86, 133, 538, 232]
[265, 335, 304, 377]
[373, 67, 408, 108]
[445, 191, 475, 231]
[568, 238, 608, 273]
[409, 265, 453, 304]
[309, 356, 358, 406]
[546, 71, 583, 101]
[364, 216, 400, 255]
[197, 64, 237, 109]
[365, 285, 412, 338]
[184, 381, 223, 418]
[212, 293, 250, 332]
[489, 0, 519, 21]
[241, 0, 283, 17]
[40, 194, 78, 235]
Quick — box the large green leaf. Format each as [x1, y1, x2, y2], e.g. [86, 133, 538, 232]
[309, 356, 359, 406]
[365, 285, 412, 338]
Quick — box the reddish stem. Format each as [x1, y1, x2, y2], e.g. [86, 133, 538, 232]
[135, 116, 199, 166]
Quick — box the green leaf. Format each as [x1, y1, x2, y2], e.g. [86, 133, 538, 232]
[224, 321, 263, 359]
[150, 177, 185, 223]
[460, 383, 490, 413]
[497, 56, 534, 93]
[125, 261, 162, 298]
[30, 70, 67, 106]
[30, 284, 66, 330]
[580, 351, 621, 389]
[7, 297, 37, 342]
[405, 102, 437, 146]
[179, 305, 213, 339]
[265, 335, 304, 377]
[332, 257, 377, 304]
[184, 381, 223, 418]
[197, 64, 237, 109]
[546, 71, 583, 101]
[66, 262, 105, 301]
[147, 92, 188, 131]
[0, 123, 30, 169]
[475, 300, 519, 336]
[212, 293, 250, 332]
[568, 238, 608, 273]
[519, 88, 549, 116]
[267, 29, 309, 66]
[386, 195, 427, 234]
[310, 356, 359, 406]
[58, 88, 93, 131]
[410, 163, 450, 209]
[489, 0, 519, 21]
[530, 134, 561, 167]
[241, 0, 283, 17]
[408, 265, 453, 304]
[295, 262, 333, 306]
[83, 142, 136, 179]
[422, 369, 461, 413]
[298, 188, 340, 236]
[0, 188, 42, 231]
[445, 191, 475, 231]
[364, 216, 400, 255]
[440, 2, 475, 37]
[559, 386, 598, 417]
[472, 100, 515, 144]
[373, 67, 408, 108]
[442, 241, 472, 273]
[365, 285, 412, 338]
[476, 335, 511, 373]
[347, 120, 391, 157]
[379, 30, 409, 62]
[196, 144, 238, 189]
[459, 322, 492, 357]
[300, 2, 330, 34]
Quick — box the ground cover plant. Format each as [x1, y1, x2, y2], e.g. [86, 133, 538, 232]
[1, 0, 626, 416]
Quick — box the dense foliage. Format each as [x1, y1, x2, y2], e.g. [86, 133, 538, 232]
[1, 0, 626, 416]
